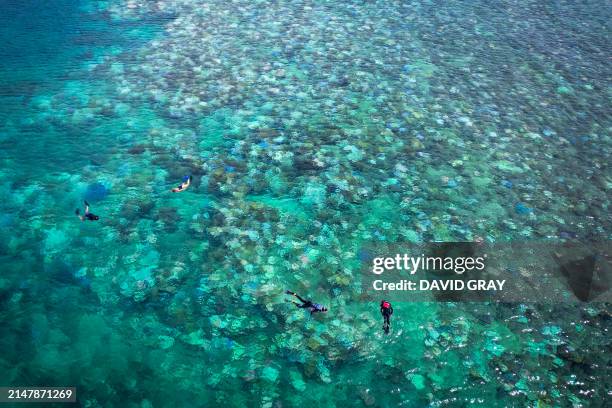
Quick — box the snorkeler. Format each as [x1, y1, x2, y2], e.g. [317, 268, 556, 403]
[285, 290, 328, 315]
[75, 200, 99, 221]
[380, 300, 393, 334]
[172, 175, 192, 193]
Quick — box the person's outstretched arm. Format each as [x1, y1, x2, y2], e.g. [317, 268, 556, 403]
[286, 290, 308, 304]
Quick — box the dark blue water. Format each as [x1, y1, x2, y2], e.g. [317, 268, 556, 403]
[1, 0, 92, 90]
[0, 1, 609, 407]
[0, 0, 163, 177]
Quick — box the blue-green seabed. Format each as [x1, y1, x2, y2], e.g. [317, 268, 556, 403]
[0, 1, 610, 407]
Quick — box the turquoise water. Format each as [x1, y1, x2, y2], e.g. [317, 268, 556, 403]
[0, 0, 610, 407]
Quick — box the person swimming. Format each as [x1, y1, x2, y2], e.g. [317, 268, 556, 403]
[172, 175, 192, 193]
[285, 290, 328, 315]
[75, 200, 99, 221]
[380, 300, 393, 334]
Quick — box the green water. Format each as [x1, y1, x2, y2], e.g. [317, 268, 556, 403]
[0, 0, 610, 407]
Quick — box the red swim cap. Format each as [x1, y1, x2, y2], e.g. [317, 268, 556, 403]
[382, 301, 390, 309]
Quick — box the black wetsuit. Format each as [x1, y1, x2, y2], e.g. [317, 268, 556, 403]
[76, 200, 99, 221]
[84, 212, 98, 221]
[381, 302, 393, 333]
[289, 292, 326, 315]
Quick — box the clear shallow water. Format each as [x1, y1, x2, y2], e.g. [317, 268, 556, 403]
[0, 1, 610, 407]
